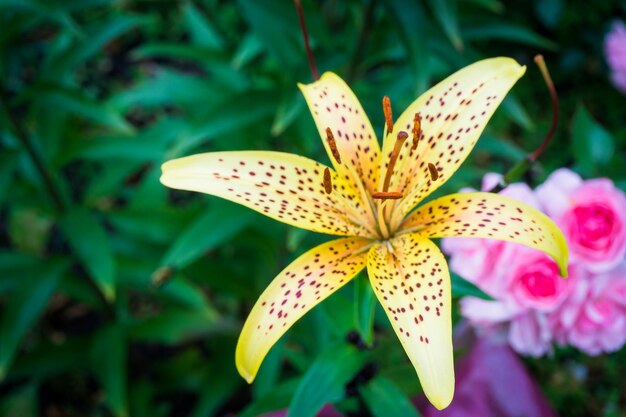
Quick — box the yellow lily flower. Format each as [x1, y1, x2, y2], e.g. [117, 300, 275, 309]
[160, 57, 568, 410]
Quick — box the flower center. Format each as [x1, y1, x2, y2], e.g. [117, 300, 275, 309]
[319, 98, 438, 241]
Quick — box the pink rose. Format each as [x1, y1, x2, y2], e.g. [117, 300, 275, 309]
[460, 298, 554, 357]
[551, 263, 626, 355]
[537, 169, 626, 272]
[605, 20, 626, 93]
[508, 312, 553, 357]
[506, 249, 571, 312]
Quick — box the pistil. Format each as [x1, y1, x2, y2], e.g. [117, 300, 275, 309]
[381, 131, 408, 193]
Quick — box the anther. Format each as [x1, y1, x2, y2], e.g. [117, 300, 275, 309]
[412, 113, 421, 150]
[382, 131, 408, 193]
[382, 96, 394, 134]
[372, 192, 403, 200]
[325, 127, 341, 164]
[323, 167, 332, 194]
[428, 163, 439, 181]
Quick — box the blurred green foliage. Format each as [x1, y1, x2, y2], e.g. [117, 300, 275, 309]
[1, 0, 625, 416]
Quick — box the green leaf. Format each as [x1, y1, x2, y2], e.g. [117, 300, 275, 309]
[501, 95, 535, 131]
[354, 274, 376, 347]
[108, 68, 227, 111]
[239, 379, 300, 417]
[462, 23, 558, 50]
[170, 91, 275, 156]
[427, 0, 463, 51]
[475, 134, 526, 161]
[271, 90, 305, 136]
[384, 0, 431, 92]
[0, 258, 68, 379]
[451, 272, 492, 300]
[181, 2, 224, 49]
[91, 324, 127, 417]
[286, 344, 368, 417]
[159, 201, 254, 270]
[46, 14, 146, 77]
[129, 308, 230, 344]
[463, 0, 503, 13]
[236, 0, 301, 67]
[572, 105, 615, 175]
[59, 207, 116, 301]
[360, 376, 422, 417]
[0, 150, 19, 206]
[35, 85, 134, 134]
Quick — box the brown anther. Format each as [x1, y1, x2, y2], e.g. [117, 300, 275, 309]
[382, 96, 394, 133]
[381, 131, 408, 193]
[412, 113, 421, 150]
[325, 127, 341, 164]
[372, 191, 403, 200]
[323, 167, 332, 194]
[427, 163, 439, 181]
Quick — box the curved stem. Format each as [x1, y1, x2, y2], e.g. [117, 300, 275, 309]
[491, 55, 559, 193]
[293, 0, 319, 81]
[529, 55, 559, 162]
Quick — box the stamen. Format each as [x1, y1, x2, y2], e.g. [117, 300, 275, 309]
[412, 113, 421, 150]
[427, 163, 439, 181]
[323, 167, 332, 194]
[325, 127, 341, 164]
[372, 192, 403, 200]
[382, 96, 394, 134]
[382, 131, 408, 192]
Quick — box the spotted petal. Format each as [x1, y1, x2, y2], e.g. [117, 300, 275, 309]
[161, 151, 376, 237]
[299, 72, 381, 195]
[236, 237, 371, 382]
[384, 58, 526, 228]
[367, 234, 454, 410]
[401, 192, 569, 276]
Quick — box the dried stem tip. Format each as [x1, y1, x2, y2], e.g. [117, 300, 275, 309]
[372, 191, 403, 200]
[325, 127, 341, 164]
[323, 167, 332, 194]
[412, 113, 421, 150]
[427, 163, 439, 181]
[382, 96, 394, 134]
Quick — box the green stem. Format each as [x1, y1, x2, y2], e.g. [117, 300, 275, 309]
[0, 89, 66, 213]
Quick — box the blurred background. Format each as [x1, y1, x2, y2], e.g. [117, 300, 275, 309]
[1, 0, 625, 416]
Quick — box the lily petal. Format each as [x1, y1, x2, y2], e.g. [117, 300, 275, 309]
[384, 58, 526, 227]
[236, 237, 371, 382]
[401, 192, 569, 276]
[299, 72, 381, 195]
[367, 234, 454, 410]
[161, 151, 374, 237]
